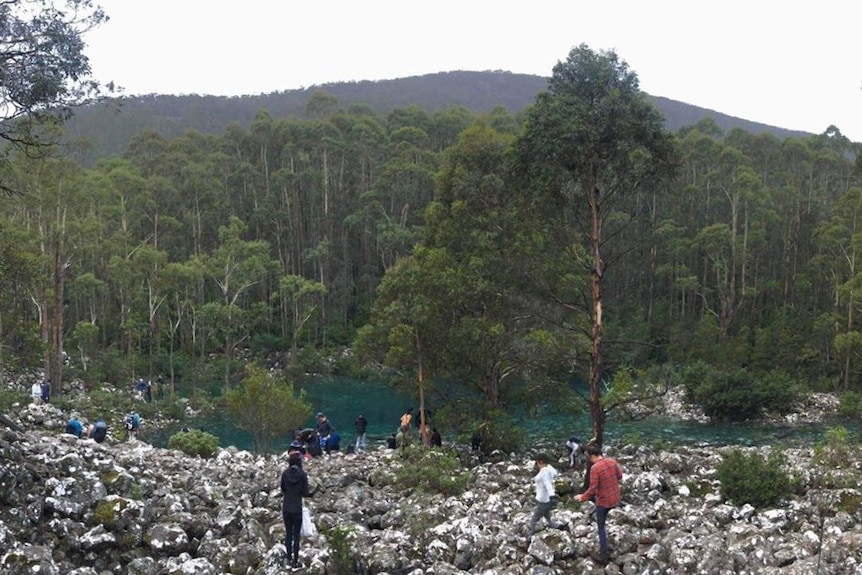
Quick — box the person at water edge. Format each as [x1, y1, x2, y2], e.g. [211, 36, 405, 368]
[577, 444, 623, 564]
[529, 453, 567, 536]
[41, 379, 51, 403]
[124, 411, 142, 439]
[281, 451, 316, 569]
[430, 427, 442, 447]
[566, 435, 583, 468]
[30, 380, 42, 404]
[400, 407, 413, 430]
[65, 415, 84, 438]
[354, 414, 368, 453]
[315, 412, 335, 453]
[395, 424, 412, 455]
[326, 430, 341, 453]
[88, 417, 108, 443]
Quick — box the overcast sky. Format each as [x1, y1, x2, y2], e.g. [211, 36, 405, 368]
[85, 1, 862, 142]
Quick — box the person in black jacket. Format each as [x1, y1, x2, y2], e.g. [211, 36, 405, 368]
[354, 414, 368, 453]
[281, 452, 315, 569]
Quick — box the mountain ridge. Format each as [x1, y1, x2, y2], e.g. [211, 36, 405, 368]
[63, 70, 813, 162]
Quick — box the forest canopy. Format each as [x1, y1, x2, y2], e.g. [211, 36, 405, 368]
[1, 31, 861, 444]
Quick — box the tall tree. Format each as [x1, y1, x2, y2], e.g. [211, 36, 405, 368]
[204, 216, 273, 393]
[0, 0, 111, 194]
[513, 44, 679, 446]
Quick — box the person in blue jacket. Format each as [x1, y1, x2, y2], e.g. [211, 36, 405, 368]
[124, 411, 142, 439]
[64, 415, 84, 438]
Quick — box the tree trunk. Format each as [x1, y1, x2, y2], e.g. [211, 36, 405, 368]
[588, 184, 606, 446]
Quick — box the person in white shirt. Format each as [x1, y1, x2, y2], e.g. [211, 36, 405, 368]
[31, 381, 42, 404]
[528, 453, 568, 535]
[566, 436, 582, 467]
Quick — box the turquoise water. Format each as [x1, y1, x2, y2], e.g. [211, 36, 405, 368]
[148, 376, 844, 452]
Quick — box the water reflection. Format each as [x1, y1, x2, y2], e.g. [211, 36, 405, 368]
[149, 376, 846, 452]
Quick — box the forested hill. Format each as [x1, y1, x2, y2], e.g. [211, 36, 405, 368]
[62, 70, 812, 163]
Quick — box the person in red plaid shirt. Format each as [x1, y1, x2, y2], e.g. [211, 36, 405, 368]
[577, 444, 622, 564]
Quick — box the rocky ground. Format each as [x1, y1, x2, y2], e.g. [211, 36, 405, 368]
[3, 397, 862, 574]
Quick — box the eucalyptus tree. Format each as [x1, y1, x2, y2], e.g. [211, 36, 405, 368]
[160, 259, 204, 395]
[8, 152, 89, 387]
[512, 44, 679, 446]
[0, 0, 111, 194]
[814, 185, 862, 390]
[276, 274, 327, 353]
[0, 222, 40, 370]
[357, 122, 533, 450]
[203, 216, 275, 392]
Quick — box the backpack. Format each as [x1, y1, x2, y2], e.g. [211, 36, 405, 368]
[92, 422, 107, 442]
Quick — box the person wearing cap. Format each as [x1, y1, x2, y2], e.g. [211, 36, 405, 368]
[315, 412, 335, 454]
[281, 451, 316, 569]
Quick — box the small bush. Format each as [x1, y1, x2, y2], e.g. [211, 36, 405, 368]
[681, 362, 800, 422]
[168, 429, 219, 458]
[814, 426, 853, 468]
[0, 388, 29, 414]
[716, 448, 796, 508]
[838, 391, 862, 417]
[382, 449, 472, 496]
[319, 524, 354, 575]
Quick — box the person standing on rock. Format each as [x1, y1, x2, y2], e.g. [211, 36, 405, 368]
[31, 379, 42, 404]
[577, 444, 623, 564]
[529, 453, 567, 536]
[354, 414, 368, 453]
[281, 451, 315, 570]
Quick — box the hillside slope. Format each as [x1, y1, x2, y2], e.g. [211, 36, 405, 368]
[62, 70, 813, 163]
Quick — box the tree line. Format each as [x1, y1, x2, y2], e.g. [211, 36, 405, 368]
[1, 40, 860, 446]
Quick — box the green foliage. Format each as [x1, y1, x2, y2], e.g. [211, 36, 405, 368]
[93, 499, 123, 529]
[837, 490, 862, 515]
[127, 483, 146, 500]
[0, 0, 111, 189]
[225, 363, 312, 452]
[716, 448, 796, 508]
[319, 524, 354, 575]
[0, 388, 29, 414]
[838, 391, 861, 417]
[813, 426, 853, 468]
[167, 429, 219, 458]
[378, 449, 473, 496]
[680, 361, 800, 422]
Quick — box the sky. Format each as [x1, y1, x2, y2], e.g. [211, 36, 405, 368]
[84, 1, 862, 142]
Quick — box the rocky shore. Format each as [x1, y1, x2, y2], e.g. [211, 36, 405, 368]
[2, 399, 862, 574]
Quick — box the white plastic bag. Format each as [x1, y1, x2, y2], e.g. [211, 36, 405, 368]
[301, 506, 317, 538]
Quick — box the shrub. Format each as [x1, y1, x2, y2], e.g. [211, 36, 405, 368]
[814, 426, 853, 468]
[0, 388, 29, 414]
[681, 362, 800, 422]
[380, 449, 472, 496]
[838, 391, 861, 417]
[168, 429, 219, 458]
[319, 524, 354, 575]
[225, 363, 312, 453]
[716, 448, 796, 508]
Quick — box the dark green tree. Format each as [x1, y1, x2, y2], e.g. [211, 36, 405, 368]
[0, 0, 111, 194]
[513, 44, 680, 446]
[226, 363, 312, 452]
